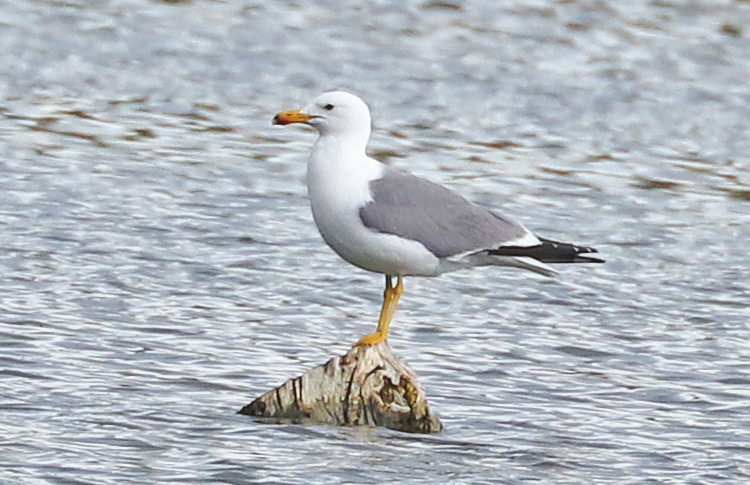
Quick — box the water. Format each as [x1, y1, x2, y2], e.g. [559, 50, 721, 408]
[1, 0, 749, 483]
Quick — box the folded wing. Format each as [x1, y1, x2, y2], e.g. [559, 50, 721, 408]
[359, 166, 540, 259]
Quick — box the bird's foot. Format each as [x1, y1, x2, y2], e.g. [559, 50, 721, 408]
[353, 331, 387, 347]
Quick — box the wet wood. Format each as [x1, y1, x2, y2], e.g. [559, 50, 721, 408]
[239, 342, 442, 434]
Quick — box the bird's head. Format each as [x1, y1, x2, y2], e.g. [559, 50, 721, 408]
[273, 91, 372, 139]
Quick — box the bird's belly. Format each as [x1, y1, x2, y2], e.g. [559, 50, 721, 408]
[311, 203, 441, 277]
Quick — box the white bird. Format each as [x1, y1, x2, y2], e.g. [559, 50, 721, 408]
[273, 91, 603, 346]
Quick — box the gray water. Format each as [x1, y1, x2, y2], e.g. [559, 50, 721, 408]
[2, 1, 749, 483]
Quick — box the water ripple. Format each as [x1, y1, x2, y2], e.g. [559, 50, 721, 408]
[1, 0, 750, 483]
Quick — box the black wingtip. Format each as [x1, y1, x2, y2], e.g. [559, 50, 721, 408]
[575, 253, 606, 264]
[490, 237, 604, 264]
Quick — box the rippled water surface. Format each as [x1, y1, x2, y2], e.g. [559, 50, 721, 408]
[2, 1, 749, 483]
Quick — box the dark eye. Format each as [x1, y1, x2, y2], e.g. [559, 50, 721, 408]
[324, 103, 335, 111]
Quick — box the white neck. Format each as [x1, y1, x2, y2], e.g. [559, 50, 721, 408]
[306, 131, 383, 208]
[314, 128, 369, 155]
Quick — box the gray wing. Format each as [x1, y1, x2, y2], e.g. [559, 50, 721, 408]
[359, 166, 535, 258]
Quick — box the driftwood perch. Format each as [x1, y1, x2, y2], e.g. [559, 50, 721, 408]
[239, 342, 442, 434]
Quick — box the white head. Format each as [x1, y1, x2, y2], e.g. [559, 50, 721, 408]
[273, 91, 372, 142]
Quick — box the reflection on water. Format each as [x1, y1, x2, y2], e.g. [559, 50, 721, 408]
[1, 0, 749, 483]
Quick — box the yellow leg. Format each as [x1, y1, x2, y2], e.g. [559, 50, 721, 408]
[355, 275, 404, 346]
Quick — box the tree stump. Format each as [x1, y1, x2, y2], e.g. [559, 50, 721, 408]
[239, 342, 442, 434]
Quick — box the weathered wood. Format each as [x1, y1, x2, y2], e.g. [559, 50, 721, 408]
[239, 342, 442, 434]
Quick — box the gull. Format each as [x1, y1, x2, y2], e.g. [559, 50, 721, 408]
[272, 91, 603, 346]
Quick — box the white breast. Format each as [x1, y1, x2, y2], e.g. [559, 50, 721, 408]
[306, 142, 440, 276]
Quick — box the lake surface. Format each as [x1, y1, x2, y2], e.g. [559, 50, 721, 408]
[1, 0, 749, 483]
